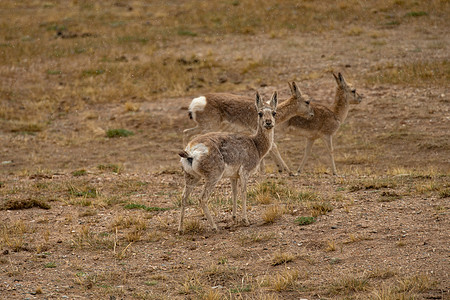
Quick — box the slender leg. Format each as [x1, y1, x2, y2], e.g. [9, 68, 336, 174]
[322, 135, 337, 175]
[239, 174, 250, 226]
[178, 173, 199, 234]
[199, 181, 219, 231]
[270, 143, 292, 175]
[297, 138, 315, 173]
[230, 178, 238, 224]
[259, 159, 265, 174]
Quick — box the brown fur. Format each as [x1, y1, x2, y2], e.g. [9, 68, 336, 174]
[183, 82, 313, 174]
[178, 92, 278, 233]
[283, 72, 363, 175]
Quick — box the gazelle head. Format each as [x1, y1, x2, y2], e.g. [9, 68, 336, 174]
[333, 72, 363, 104]
[256, 91, 278, 130]
[288, 81, 315, 119]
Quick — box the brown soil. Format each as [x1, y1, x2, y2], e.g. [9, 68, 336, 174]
[1, 12, 449, 300]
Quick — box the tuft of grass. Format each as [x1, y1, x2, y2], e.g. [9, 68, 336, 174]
[237, 232, 275, 246]
[439, 188, 450, 198]
[328, 274, 370, 295]
[1, 198, 50, 210]
[379, 191, 402, 202]
[262, 205, 283, 224]
[263, 269, 300, 292]
[10, 123, 44, 134]
[124, 102, 140, 112]
[343, 233, 373, 244]
[396, 273, 436, 293]
[106, 129, 134, 138]
[271, 251, 295, 266]
[325, 240, 337, 252]
[295, 216, 316, 226]
[308, 201, 333, 217]
[68, 184, 98, 198]
[124, 203, 171, 212]
[183, 219, 204, 234]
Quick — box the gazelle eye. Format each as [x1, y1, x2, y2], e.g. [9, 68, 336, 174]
[305, 101, 310, 105]
[258, 112, 263, 117]
[272, 111, 277, 117]
[351, 89, 356, 94]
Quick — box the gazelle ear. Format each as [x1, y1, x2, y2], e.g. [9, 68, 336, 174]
[291, 81, 302, 98]
[332, 72, 339, 84]
[270, 91, 278, 109]
[255, 91, 263, 109]
[338, 72, 346, 85]
[288, 82, 294, 96]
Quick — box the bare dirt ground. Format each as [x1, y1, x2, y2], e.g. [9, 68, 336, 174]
[1, 1, 449, 299]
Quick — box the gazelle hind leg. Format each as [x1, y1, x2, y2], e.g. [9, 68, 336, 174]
[199, 180, 219, 231]
[297, 138, 315, 174]
[178, 173, 200, 233]
[270, 143, 292, 174]
[230, 178, 238, 224]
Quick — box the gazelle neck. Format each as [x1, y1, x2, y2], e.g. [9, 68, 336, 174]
[332, 86, 350, 122]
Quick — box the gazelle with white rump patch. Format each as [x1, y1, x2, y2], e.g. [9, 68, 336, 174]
[283, 72, 363, 175]
[183, 82, 314, 174]
[178, 91, 278, 233]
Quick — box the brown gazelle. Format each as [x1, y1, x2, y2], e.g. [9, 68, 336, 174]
[178, 91, 278, 233]
[183, 82, 314, 174]
[284, 72, 363, 175]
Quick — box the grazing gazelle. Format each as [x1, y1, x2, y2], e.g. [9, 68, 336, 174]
[178, 91, 278, 233]
[183, 82, 314, 174]
[283, 72, 363, 175]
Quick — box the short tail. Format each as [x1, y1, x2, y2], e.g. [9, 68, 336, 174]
[188, 111, 193, 119]
[179, 151, 193, 164]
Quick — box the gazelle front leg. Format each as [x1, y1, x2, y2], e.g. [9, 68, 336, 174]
[322, 135, 337, 175]
[230, 177, 238, 224]
[239, 173, 250, 226]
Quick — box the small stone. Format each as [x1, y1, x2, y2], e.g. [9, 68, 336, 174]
[331, 226, 338, 229]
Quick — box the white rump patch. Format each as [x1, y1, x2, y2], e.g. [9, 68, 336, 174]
[185, 143, 209, 160]
[189, 96, 207, 114]
[181, 143, 209, 173]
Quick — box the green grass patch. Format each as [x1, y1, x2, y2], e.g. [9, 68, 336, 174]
[177, 29, 197, 37]
[68, 185, 98, 198]
[439, 188, 450, 198]
[82, 69, 105, 77]
[46, 70, 62, 75]
[44, 262, 56, 268]
[405, 11, 428, 17]
[295, 216, 316, 226]
[97, 164, 121, 173]
[72, 169, 87, 177]
[124, 203, 171, 212]
[106, 129, 134, 138]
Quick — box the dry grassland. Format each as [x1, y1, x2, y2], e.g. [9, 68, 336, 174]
[0, 0, 449, 299]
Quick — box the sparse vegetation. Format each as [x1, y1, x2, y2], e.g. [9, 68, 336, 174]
[0, 0, 448, 298]
[295, 216, 316, 226]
